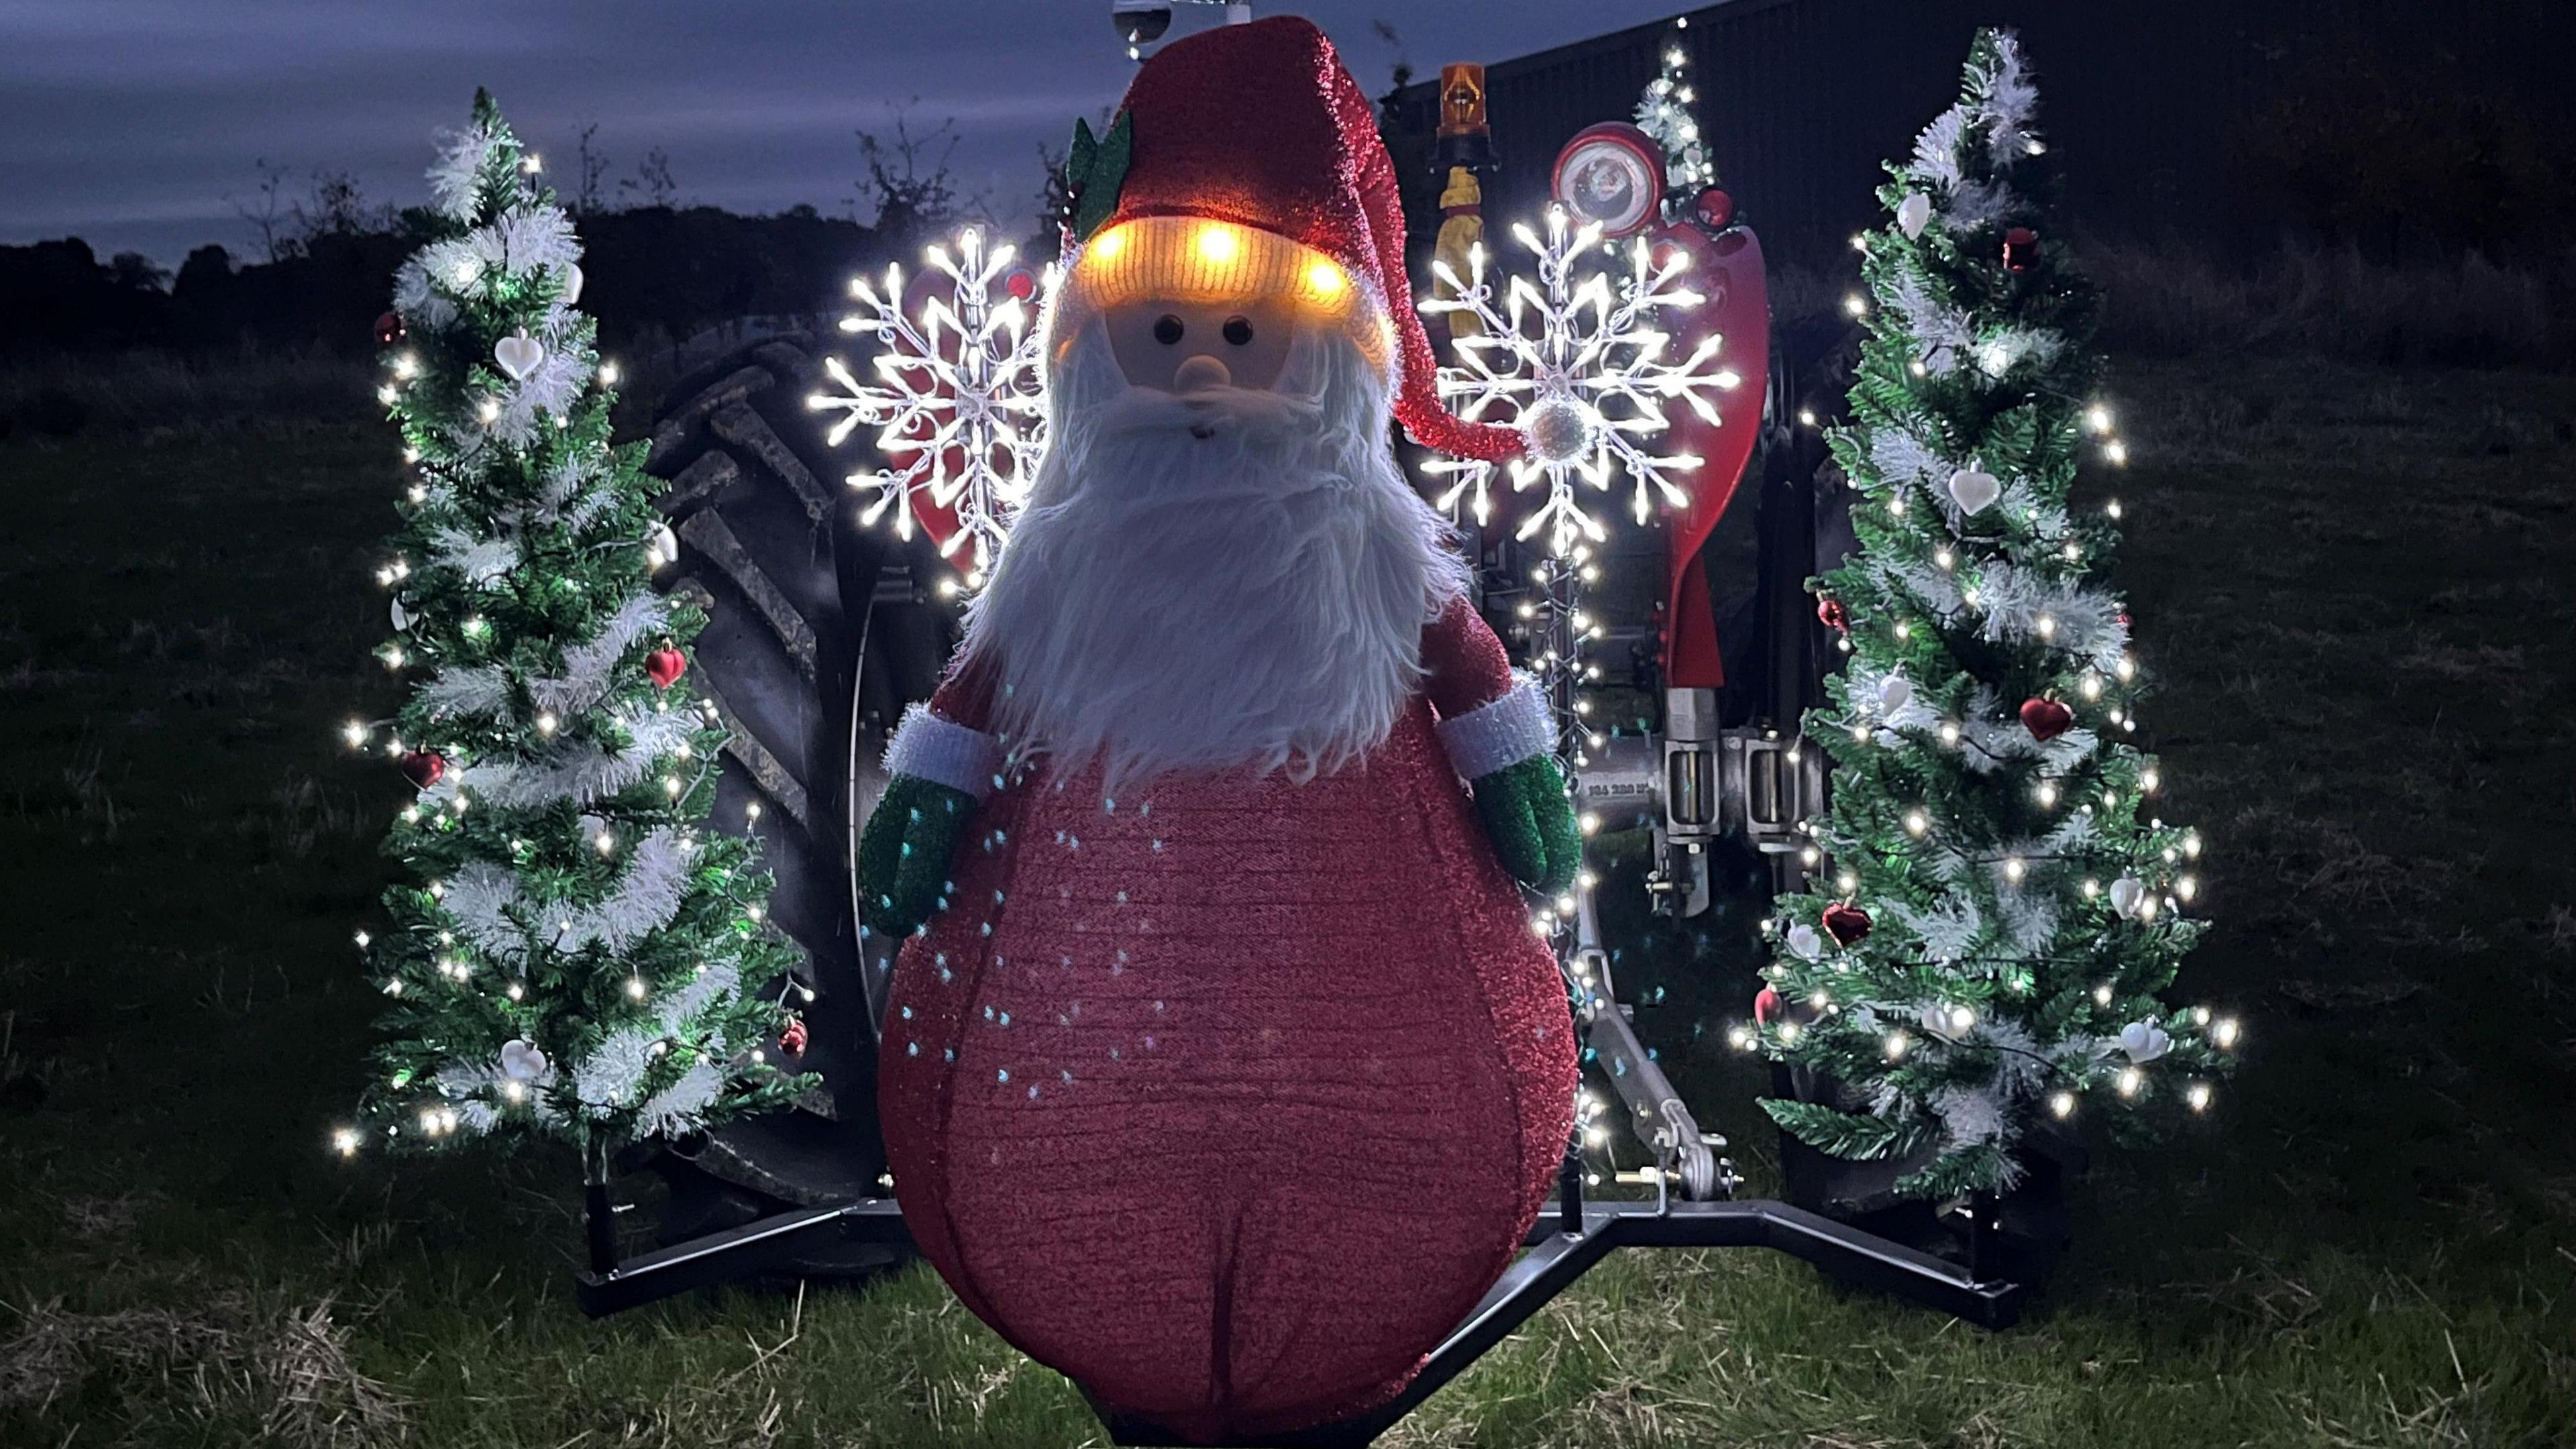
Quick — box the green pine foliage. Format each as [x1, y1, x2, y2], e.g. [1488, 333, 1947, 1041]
[347, 92, 807, 1169]
[1754, 32, 2235, 1201]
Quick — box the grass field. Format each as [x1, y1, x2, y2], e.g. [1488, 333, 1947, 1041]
[2, 355, 2573, 1446]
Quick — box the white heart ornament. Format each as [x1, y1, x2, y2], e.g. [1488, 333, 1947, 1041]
[1877, 676, 1913, 716]
[390, 598, 410, 631]
[1784, 924, 1823, 961]
[494, 330, 544, 382]
[2117, 1021, 2171, 1063]
[1897, 193, 1931, 239]
[2108, 875, 2146, 917]
[560, 262, 584, 305]
[499, 1038, 549, 1081]
[1947, 466, 2000, 515]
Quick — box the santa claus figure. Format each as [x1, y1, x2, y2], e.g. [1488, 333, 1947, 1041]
[861, 17, 1578, 1442]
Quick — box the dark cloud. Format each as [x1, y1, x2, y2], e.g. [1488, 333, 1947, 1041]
[1, 1, 1686, 266]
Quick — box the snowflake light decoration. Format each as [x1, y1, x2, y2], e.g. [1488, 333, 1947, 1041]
[810, 226, 1053, 582]
[1421, 205, 1739, 556]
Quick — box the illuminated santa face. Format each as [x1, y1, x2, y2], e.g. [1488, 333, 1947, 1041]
[958, 220, 1462, 787]
[1104, 292, 1297, 396]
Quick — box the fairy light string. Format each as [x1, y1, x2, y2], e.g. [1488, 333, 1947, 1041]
[335, 91, 808, 1167]
[1744, 30, 2231, 1201]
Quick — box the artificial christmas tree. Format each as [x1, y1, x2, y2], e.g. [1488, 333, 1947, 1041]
[339, 93, 808, 1252]
[1753, 31, 2235, 1214]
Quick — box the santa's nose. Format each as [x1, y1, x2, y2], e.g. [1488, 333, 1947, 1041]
[1172, 354, 1232, 394]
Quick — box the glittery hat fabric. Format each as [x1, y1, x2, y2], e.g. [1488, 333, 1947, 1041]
[879, 599, 1576, 1441]
[1063, 14, 1524, 463]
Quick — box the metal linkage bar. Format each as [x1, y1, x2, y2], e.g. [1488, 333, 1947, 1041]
[572, 1199, 908, 1317]
[582, 1190, 2020, 1441]
[1109, 1196, 2023, 1448]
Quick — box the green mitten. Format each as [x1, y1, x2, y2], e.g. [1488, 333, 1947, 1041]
[855, 773, 976, 937]
[1471, 753, 1582, 894]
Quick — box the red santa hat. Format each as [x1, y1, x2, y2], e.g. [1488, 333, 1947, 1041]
[1053, 15, 1525, 464]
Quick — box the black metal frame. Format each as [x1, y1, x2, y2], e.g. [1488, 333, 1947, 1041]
[575, 1197, 906, 1314]
[577, 1155, 2024, 1446]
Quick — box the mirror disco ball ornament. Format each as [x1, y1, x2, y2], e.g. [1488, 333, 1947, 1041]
[1550, 123, 1665, 237]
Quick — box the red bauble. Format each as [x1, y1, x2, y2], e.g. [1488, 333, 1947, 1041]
[1822, 902, 1872, 946]
[644, 647, 688, 689]
[374, 310, 407, 347]
[1817, 597, 1849, 633]
[1693, 187, 1735, 230]
[398, 750, 445, 790]
[780, 1017, 809, 1055]
[2019, 697, 2074, 742]
[1005, 269, 1037, 301]
[2002, 226, 2040, 272]
[1753, 985, 1782, 1024]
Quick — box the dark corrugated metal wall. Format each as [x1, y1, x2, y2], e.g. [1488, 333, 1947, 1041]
[1387, 0, 2575, 269]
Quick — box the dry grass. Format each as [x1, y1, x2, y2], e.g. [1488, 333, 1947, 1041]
[0, 1293, 405, 1445]
[258, 1301, 411, 1448]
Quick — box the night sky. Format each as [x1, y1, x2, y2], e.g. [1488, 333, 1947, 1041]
[4, 1, 1693, 269]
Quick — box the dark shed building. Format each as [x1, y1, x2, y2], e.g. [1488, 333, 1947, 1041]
[1383, 0, 2576, 273]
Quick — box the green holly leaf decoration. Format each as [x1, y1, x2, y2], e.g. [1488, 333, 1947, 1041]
[1066, 109, 1132, 244]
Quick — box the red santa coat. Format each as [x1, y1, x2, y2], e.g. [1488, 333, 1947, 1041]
[877, 594, 1576, 1440]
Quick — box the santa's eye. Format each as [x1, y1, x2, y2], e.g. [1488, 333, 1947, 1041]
[1222, 316, 1254, 346]
[1152, 315, 1185, 345]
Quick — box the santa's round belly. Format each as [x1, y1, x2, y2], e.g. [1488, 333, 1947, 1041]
[878, 703, 1575, 1440]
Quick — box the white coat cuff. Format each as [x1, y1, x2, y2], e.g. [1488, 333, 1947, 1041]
[884, 704, 1002, 800]
[1436, 673, 1554, 780]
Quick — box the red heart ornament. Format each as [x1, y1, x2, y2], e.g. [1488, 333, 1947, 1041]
[1753, 986, 1782, 1024]
[1822, 902, 1872, 946]
[2019, 697, 2074, 742]
[1817, 598, 1849, 633]
[399, 750, 446, 790]
[779, 1018, 808, 1055]
[645, 647, 688, 689]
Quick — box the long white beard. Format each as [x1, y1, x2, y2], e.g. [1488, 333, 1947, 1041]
[960, 323, 1467, 787]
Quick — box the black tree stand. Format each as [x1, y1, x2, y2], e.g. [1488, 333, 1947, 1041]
[576, 1134, 2028, 1446]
